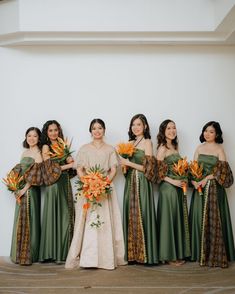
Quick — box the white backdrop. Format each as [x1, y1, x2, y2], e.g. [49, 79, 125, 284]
[0, 45, 235, 256]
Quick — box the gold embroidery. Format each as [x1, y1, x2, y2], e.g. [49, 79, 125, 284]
[127, 170, 147, 263]
[16, 190, 31, 265]
[200, 180, 228, 268]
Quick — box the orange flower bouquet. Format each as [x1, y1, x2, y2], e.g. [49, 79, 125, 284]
[76, 165, 112, 228]
[189, 160, 204, 196]
[49, 137, 73, 164]
[172, 157, 189, 196]
[116, 142, 135, 173]
[2, 170, 25, 204]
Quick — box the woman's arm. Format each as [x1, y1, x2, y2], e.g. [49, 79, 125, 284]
[164, 176, 183, 187]
[144, 139, 153, 156]
[156, 145, 166, 161]
[108, 165, 116, 182]
[77, 166, 86, 178]
[42, 145, 51, 161]
[193, 147, 199, 161]
[218, 146, 226, 161]
[119, 156, 144, 171]
[66, 155, 74, 164]
[157, 145, 183, 187]
[120, 139, 153, 172]
[191, 147, 200, 189]
[16, 182, 31, 199]
[42, 144, 74, 170]
[61, 155, 75, 170]
[61, 162, 74, 171]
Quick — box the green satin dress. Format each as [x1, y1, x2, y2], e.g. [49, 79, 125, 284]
[10, 157, 41, 265]
[39, 168, 74, 263]
[123, 149, 158, 264]
[157, 153, 190, 262]
[189, 154, 235, 265]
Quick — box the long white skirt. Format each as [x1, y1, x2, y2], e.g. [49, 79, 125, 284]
[65, 184, 126, 270]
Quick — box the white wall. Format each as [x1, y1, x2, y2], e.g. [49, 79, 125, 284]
[19, 0, 214, 31]
[0, 45, 235, 256]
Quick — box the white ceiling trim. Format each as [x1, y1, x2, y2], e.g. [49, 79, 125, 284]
[0, 30, 235, 46]
[1, 2, 235, 46]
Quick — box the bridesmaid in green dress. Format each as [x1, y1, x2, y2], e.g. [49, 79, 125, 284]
[189, 121, 235, 268]
[156, 119, 190, 266]
[120, 114, 158, 265]
[10, 127, 43, 265]
[39, 120, 74, 263]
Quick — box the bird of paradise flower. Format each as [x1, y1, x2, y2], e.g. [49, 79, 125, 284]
[48, 137, 73, 164]
[2, 170, 25, 204]
[189, 160, 204, 195]
[172, 157, 189, 196]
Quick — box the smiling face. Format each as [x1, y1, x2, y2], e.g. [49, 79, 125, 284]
[91, 122, 105, 140]
[165, 121, 177, 141]
[203, 125, 216, 143]
[131, 118, 145, 137]
[47, 123, 59, 142]
[26, 130, 39, 148]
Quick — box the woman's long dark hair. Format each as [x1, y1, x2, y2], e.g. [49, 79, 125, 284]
[157, 119, 178, 150]
[128, 114, 151, 141]
[89, 118, 106, 133]
[199, 121, 223, 144]
[23, 127, 42, 149]
[41, 120, 64, 146]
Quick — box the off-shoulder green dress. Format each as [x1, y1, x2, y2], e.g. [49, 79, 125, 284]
[10, 157, 42, 265]
[39, 158, 74, 263]
[157, 153, 190, 262]
[189, 154, 235, 267]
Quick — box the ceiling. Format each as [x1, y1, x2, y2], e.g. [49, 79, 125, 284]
[0, 0, 235, 46]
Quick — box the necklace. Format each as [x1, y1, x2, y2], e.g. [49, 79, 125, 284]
[91, 141, 105, 150]
[134, 136, 144, 147]
[28, 147, 41, 155]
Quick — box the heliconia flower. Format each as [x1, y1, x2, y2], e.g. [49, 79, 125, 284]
[172, 157, 188, 196]
[189, 160, 204, 196]
[2, 170, 24, 192]
[189, 160, 203, 179]
[48, 137, 73, 163]
[3, 169, 25, 203]
[172, 157, 189, 177]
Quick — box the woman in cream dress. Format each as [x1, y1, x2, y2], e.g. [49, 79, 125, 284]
[65, 119, 126, 270]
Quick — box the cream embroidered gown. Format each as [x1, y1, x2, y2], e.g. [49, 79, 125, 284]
[65, 143, 126, 270]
